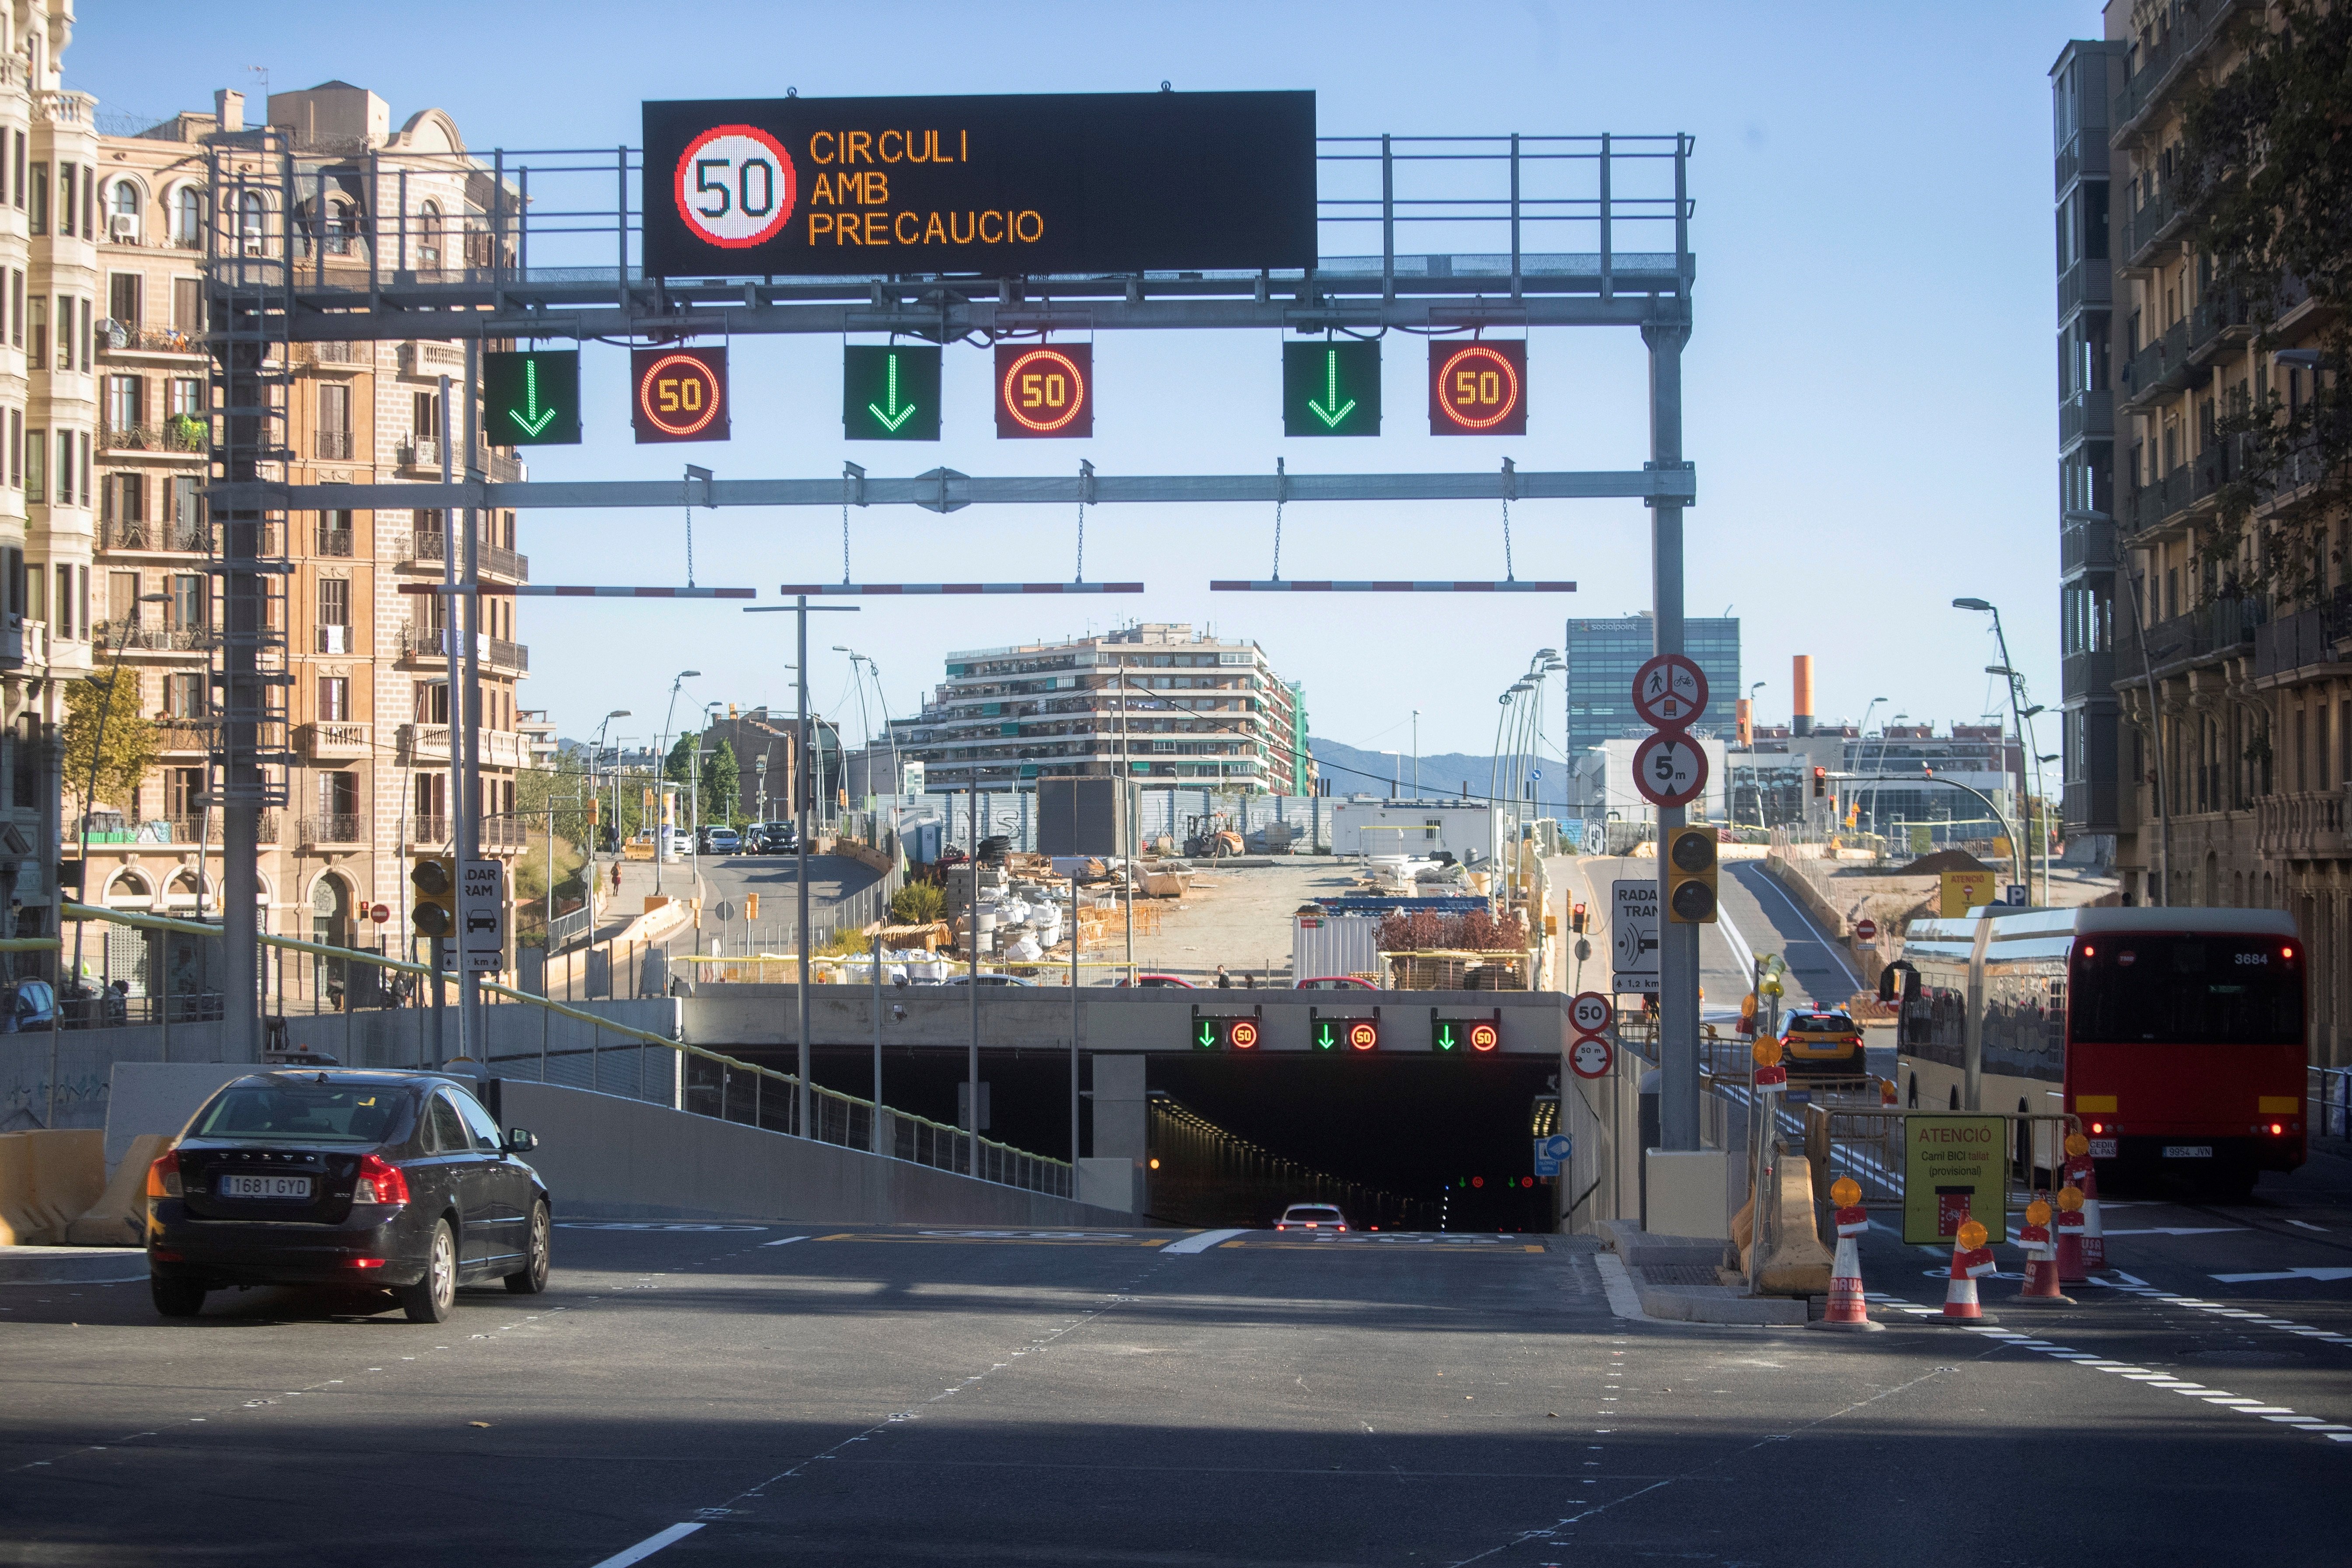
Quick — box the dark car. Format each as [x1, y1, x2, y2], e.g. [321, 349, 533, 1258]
[144, 1069, 550, 1324]
[749, 821, 798, 854]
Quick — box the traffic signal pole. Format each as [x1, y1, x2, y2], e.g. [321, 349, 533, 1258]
[437, 376, 458, 1067]
[460, 340, 487, 1064]
[1646, 298, 1699, 1154]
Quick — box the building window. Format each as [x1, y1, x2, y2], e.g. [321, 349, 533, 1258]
[167, 378, 202, 418]
[104, 473, 145, 531]
[23, 427, 40, 503]
[172, 277, 201, 333]
[319, 770, 359, 818]
[317, 383, 351, 461]
[318, 676, 350, 722]
[418, 201, 442, 267]
[108, 272, 140, 328]
[237, 191, 265, 254]
[80, 298, 91, 372]
[8, 270, 18, 349]
[7, 410, 17, 489]
[417, 681, 450, 724]
[413, 389, 439, 440]
[28, 296, 43, 367]
[105, 373, 142, 433]
[170, 573, 205, 629]
[165, 766, 204, 822]
[316, 577, 350, 654]
[165, 671, 204, 718]
[171, 186, 202, 248]
[316, 509, 354, 557]
[55, 296, 70, 370]
[28, 161, 44, 234]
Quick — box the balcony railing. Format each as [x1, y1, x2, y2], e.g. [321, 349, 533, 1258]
[399, 724, 534, 769]
[2062, 650, 2116, 701]
[314, 525, 353, 557]
[297, 814, 364, 847]
[2112, 0, 2245, 133]
[2059, 387, 2113, 446]
[2062, 779, 2122, 836]
[99, 418, 208, 454]
[2123, 182, 2180, 261]
[403, 814, 531, 851]
[2115, 594, 2266, 683]
[150, 718, 212, 753]
[2060, 516, 2115, 575]
[2120, 317, 2190, 405]
[406, 530, 528, 580]
[117, 812, 284, 845]
[295, 721, 372, 761]
[2057, 257, 2109, 319]
[396, 624, 528, 671]
[2120, 465, 2189, 536]
[2188, 289, 2251, 359]
[94, 621, 213, 654]
[315, 624, 354, 655]
[397, 441, 525, 484]
[315, 430, 354, 461]
[98, 518, 209, 553]
[2255, 788, 2349, 860]
[2252, 593, 2352, 681]
[98, 323, 205, 356]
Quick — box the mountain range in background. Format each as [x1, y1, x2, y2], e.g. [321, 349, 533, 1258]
[1307, 737, 1572, 818]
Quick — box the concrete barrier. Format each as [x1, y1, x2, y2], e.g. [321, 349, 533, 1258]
[66, 1132, 167, 1247]
[496, 1078, 1146, 1228]
[0, 1129, 105, 1245]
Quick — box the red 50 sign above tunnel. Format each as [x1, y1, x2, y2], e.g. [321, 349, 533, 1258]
[1428, 341, 1527, 436]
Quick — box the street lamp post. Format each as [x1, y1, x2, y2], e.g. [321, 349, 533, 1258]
[1955, 600, 2046, 906]
[653, 672, 700, 894]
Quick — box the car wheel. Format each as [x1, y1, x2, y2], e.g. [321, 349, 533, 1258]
[505, 1200, 551, 1294]
[150, 1275, 206, 1318]
[401, 1218, 458, 1323]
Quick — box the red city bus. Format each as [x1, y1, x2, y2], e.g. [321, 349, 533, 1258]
[1892, 907, 2306, 1196]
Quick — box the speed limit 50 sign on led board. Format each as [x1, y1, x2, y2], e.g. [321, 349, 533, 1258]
[1428, 341, 1526, 435]
[632, 347, 729, 444]
[642, 92, 1316, 278]
[995, 343, 1092, 438]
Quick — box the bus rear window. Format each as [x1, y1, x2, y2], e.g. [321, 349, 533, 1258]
[2070, 937, 2302, 1046]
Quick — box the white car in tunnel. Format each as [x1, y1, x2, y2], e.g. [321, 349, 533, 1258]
[1275, 1204, 1348, 1232]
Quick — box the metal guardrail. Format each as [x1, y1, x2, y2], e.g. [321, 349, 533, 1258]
[2311, 1067, 2352, 1143]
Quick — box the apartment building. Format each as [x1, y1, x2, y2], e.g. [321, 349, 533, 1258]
[80, 78, 531, 987]
[891, 622, 1310, 796]
[2056, 1, 2350, 1062]
[0, 4, 97, 960]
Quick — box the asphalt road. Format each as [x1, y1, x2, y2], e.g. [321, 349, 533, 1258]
[612, 852, 885, 950]
[8, 1164, 2352, 1566]
[1558, 853, 1857, 1022]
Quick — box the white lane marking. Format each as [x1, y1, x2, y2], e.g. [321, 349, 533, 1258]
[1594, 1253, 1648, 1321]
[1160, 1229, 1247, 1255]
[2288, 1220, 2329, 1232]
[0, 1274, 149, 1286]
[758, 1235, 811, 1248]
[2101, 1227, 2246, 1237]
[2211, 1267, 2352, 1284]
[1737, 860, 1861, 993]
[588, 1522, 704, 1567]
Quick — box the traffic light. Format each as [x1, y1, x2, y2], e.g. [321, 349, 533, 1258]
[1664, 826, 1718, 924]
[410, 855, 456, 939]
[1282, 340, 1381, 436]
[482, 350, 581, 446]
[1570, 901, 1588, 934]
[1192, 1010, 1261, 1051]
[1812, 766, 1827, 799]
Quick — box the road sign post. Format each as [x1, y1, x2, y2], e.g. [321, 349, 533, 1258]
[458, 860, 506, 975]
[1533, 1133, 1572, 1178]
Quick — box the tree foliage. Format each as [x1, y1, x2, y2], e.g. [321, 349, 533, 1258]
[61, 675, 156, 821]
[701, 739, 741, 825]
[2181, 0, 2352, 604]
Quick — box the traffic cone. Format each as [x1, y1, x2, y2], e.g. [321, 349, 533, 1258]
[1943, 1220, 1997, 1322]
[2014, 1198, 2075, 1305]
[1809, 1180, 1885, 1333]
[2054, 1185, 2088, 1284]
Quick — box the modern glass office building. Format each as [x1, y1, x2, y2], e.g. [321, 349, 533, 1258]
[1564, 615, 1741, 758]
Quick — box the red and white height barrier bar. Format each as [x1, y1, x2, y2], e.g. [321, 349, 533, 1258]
[395, 585, 757, 598]
[776, 583, 1144, 595]
[1209, 580, 1577, 592]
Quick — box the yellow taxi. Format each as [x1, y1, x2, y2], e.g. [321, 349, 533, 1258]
[1779, 1010, 1865, 1078]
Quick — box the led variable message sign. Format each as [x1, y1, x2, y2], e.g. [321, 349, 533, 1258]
[632, 347, 729, 444]
[483, 350, 581, 446]
[994, 343, 1092, 438]
[1432, 1018, 1501, 1054]
[1192, 1014, 1261, 1052]
[1282, 341, 1380, 436]
[843, 345, 941, 441]
[643, 92, 1317, 279]
[1428, 341, 1526, 436]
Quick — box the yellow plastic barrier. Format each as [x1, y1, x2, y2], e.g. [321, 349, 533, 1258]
[0, 1129, 104, 1246]
[65, 1132, 169, 1247]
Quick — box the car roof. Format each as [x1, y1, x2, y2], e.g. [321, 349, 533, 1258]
[240, 1069, 455, 1089]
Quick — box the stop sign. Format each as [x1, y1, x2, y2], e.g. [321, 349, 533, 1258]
[1855, 918, 1878, 943]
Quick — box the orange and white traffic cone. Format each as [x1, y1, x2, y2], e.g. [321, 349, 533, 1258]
[2053, 1185, 2089, 1284]
[1943, 1219, 1998, 1321]
[1809, 1176, 1886, 1333]
[2015, 1197, 2076, 1305]
[2065, 1134, 2107, 1273]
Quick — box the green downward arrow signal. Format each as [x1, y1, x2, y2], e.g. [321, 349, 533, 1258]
[1315, 1022, 1336, 1050]
[868, 352, 919, 432]
[1436, 1023, 1457, 1052]
[1307, 348, 1357, 428]
[508, 358, 558, 438]
[1197, 1022, 1217, 1048]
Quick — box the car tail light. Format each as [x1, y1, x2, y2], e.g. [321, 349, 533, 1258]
[2269, 1122, 2285, 1136]
[145, 1149, 182, 1199]
[1337, 1225, 1348, 1232]
[352, 1154, 410, 1206]
[1305, 1222, 1318, 1229]
[2089, 1121, 2105, 1135]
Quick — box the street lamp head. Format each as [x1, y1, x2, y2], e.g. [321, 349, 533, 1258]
[2038, 753, 2060, 763]
[1952, 598, 1993, 612]
[1985, 665, 2018, 678]
[606, 709, 630, 719]
[2023, 704, 2046, 719]
[676, 670, 701, 679]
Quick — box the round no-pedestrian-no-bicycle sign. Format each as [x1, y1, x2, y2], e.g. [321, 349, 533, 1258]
[1570, 1034, 1615, 1079]
[1632, 654, 1709, 728]
[1570, 991, 1613, 1037]
[1855, 918, 1879, 943]
[675, 124, 797, 250]
[1632, 729, 1709, 808]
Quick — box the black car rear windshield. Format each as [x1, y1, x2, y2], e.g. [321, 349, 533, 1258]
[2071, 936, 2304, 1046]
[1787, 1014, 1856, 1033]
[192, 1083, 413, 1143]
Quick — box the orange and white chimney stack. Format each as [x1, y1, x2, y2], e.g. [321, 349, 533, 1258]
[1792, 655, 1815, 737]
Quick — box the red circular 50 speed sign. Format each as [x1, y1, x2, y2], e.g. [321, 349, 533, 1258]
[675, 125, 797, 250]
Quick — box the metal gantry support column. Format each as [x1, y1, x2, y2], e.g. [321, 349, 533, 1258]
[1647, 308, 1698, 1154]
[459, 340, 486, 1058]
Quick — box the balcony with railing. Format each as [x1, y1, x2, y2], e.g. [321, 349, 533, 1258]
[2251, 591, 2352, 683]
[2062, 778, 2121, 836]
[295, 721, 372, 762]
[314, 522, 354, 557]
[2058, 256, 2110, 320]
[2120, 317, 2190, 407]
[98, 518, 210, 554]
[396, 623, 528, 672]
[84, 812, 285, 846]
[2188, 289, 2253, 362]
[2062, 650, 2117, 702]
[150, 718, 212, 754]
[405, 529, 528, 581]
[402, 814, 531, 852]
[2112, 0, 2246, 135]
[2115, 594, 2266, 683]
[94, 620, 214, 655]
[396, 439, 525, 483]
[399, 724, 534, 769]
[315, 623, 355, 655]
[2061, 515, 2116, 576]
[99, 417, 208, 455]
[97, 324, 206, 359]
[2185, 431, 2247, 511]
[2123, 182, 2182, 264]
[2256, 788, 2349, 860]
[296, 814, 365, 848]
[315, 430, 355, 462]
[2060, 387, 2113, 446]
[2120, 465, 2189, 537]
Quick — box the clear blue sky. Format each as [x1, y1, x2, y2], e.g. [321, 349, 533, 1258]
[73, 2, 2093, 762]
